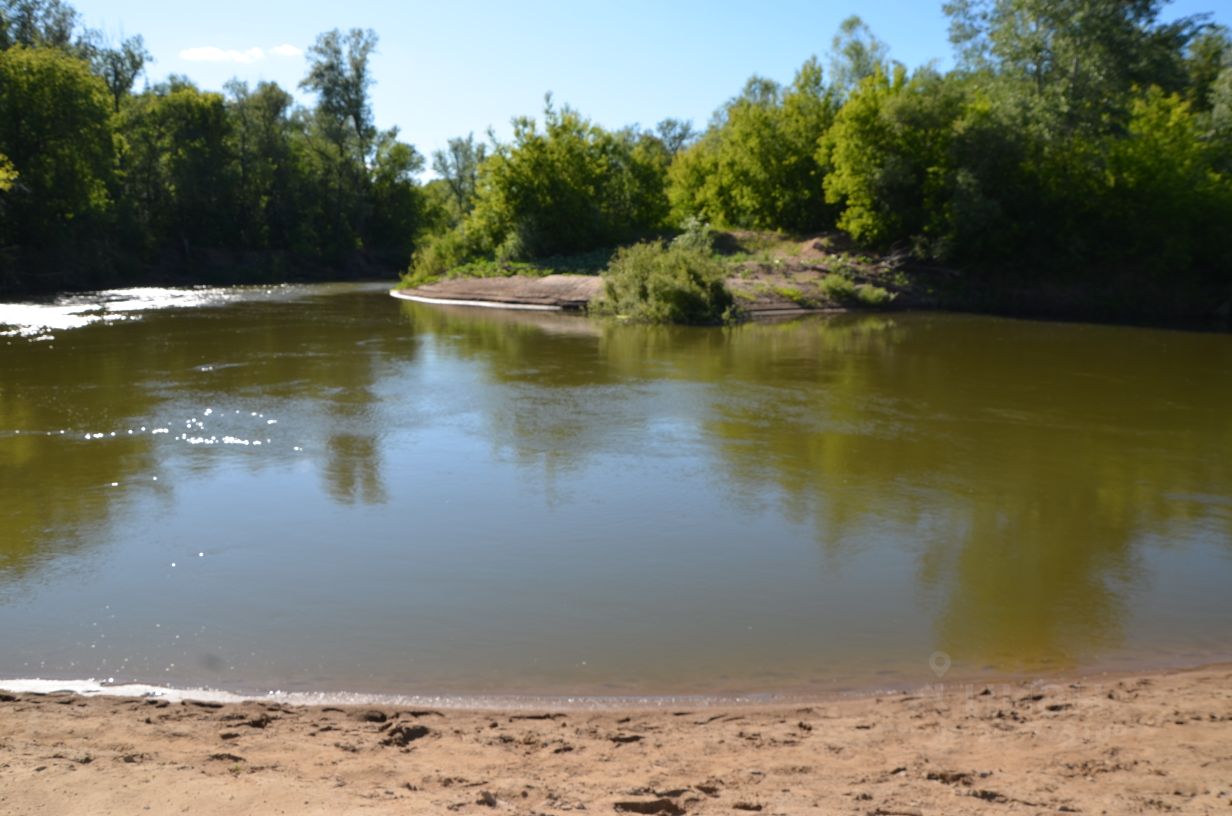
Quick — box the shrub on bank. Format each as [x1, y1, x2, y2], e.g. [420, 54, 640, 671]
[818, 273, 894, 307]
[595, 241, 736, 325]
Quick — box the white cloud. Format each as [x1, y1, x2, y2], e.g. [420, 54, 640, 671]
[179, 46, 266, 64]
[270, 43, 303, 58]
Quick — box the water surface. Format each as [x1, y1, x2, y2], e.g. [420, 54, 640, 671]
[1, 284, 1230, 697]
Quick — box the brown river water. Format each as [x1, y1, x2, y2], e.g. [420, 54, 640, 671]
[1, 283, 1229, 700]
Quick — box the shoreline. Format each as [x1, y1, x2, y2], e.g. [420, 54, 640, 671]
[2, 662, 1229, 815]
[3, 652, 1228, 711]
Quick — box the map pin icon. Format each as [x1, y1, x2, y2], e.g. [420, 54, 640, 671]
[929, 651, 951, 678]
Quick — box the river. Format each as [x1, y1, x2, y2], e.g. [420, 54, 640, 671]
[1, 282, 1229, 699]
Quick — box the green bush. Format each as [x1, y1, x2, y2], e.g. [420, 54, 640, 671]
[818, 273, 856, 302]
[818, 274, 894, 307]
[595, 241, 736, 324]
[670, 215, 714, 252]
[853, 282, 895, 306]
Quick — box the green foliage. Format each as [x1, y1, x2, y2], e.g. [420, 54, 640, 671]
[300, 28, 377, 166]
[669, 57, 836, 232]
[818, 274, 856, 302]
[828, 15, 891, 98]
[944, 0, 1201, 134]
[822, 66, 965, 250]
[816, 274, 894, 307]
[86, 32, 149, 112]
[853, 282, 895, 306]
[0, 5, 432, 293]
[431, 133, 487, 217]
[0, 44, 112, 246]
[1098, 89, 1232, 277]
[464, 99, 669, 260]
[595, 240, 736, 325]
[0, 0, 79, 51]
[119, 81, 234, 247]
[670, 215, 714, 252]
[0, 152, 15, 191]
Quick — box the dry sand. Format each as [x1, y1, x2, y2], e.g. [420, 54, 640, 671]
[2, 665, 1231, 815]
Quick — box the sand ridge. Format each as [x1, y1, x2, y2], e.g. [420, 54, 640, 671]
[1, 664, 1230, 815]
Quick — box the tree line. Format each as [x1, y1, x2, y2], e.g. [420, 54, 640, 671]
[3, 0, 1231, 319]
[416, 0, 1232, 320]
[0, 0, 427, 292]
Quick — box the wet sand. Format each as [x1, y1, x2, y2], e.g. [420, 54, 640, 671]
[2, 664, 1230, 815]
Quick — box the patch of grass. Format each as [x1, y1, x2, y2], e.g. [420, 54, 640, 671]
[594, 240, 738, 325]
[772, 285, 820, 308]
[819, 274, 895, 307]
[853, 282, 896, 306]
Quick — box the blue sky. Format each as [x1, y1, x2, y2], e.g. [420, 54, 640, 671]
[73, 0, 1232, 174]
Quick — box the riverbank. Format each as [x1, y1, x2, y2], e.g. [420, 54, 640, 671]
[396, 231, 1232, 328]
[2, 664, 1229, 815]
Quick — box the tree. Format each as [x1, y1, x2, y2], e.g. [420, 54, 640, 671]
[300, 28, 378, 168]
[299, 28, 379, 251]
[0, 0, 78, 50]
[828, 15, 890, 98]
[654, 118, 696, 156]
[466, 97, 669, 259]
[0, 45, 112, 247]
[1183, 24, 1230, 111]
[668, 58, 836, 231]
[368, 128, 427, 261]
[87, 32, 150, 112]
[943, 0, 1203, 133]
[224, 79, 297, 249]
[431, 133, 486, 215]
[118, 80, 234, 249]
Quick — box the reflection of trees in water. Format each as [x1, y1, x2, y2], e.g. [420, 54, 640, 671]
[699, 315, 1232, 669]
[0, 324, 167, 589]
[0, 287, 416, 587]
[325, 434, 385, 505]
[407, 302, 1232, 669]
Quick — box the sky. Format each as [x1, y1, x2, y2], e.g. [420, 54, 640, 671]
[72, 0, 1232, 176]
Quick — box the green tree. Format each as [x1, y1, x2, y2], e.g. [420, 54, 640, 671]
[0, 153, 15, 191]
[822, 66, 966, 250]
[669, 57, 836, 231]
[431, 133, 487, 216]
[828, 15, 891, 98]
[300, 28, 377, 168]
[944, 0, 1202, 133]
[86, 32, 150, 112]
[0, 0, 78, 50]
[653, 118, 696, 156]
[118, 80, 234, 250]
[367, 127, 427, 261]
[0, 45, 112, 247]
[224, 79, 298, 250]
[299, 28, 379, 252]
[467, 97, 668, 259]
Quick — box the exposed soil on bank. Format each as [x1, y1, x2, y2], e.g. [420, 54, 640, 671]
[2, 664, 1230, 815]
[395, 232, 931, 316]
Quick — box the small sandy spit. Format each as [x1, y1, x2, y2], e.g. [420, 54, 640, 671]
[1, 665, 1230, 815]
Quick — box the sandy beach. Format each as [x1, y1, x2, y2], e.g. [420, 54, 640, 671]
[2, 664, 1230, 815]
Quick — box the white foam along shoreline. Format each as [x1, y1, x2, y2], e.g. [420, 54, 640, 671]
[0, 676, 795, 711]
